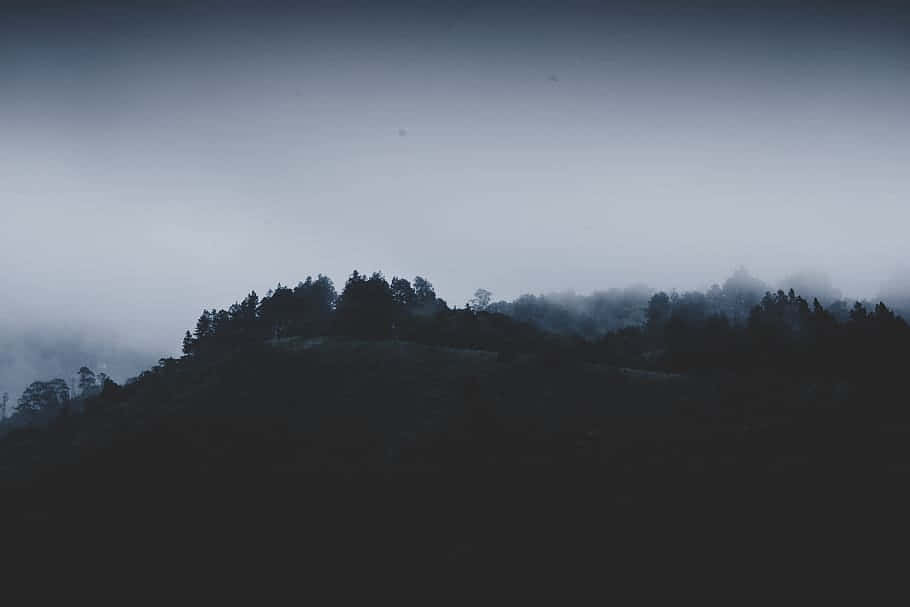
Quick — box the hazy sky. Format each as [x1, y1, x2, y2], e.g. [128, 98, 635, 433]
[2, 0, 909, 356]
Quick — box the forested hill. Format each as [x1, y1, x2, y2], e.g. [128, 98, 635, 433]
[2, 267, 903, 421]
[175, 269, 909, 381]
[2, 269, 910, 575]
[3, 268, 909, 431]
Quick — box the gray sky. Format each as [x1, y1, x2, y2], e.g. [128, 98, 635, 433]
[2, 0, 909, 358]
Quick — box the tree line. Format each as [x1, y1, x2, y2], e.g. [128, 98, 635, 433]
[180, 271, 546, 357]
[482, 267, 870, 338]
[176, 267, 910, 384]
[0, 366, 117, 428]
[637, 286, 910, 379]
[4, 267, 908, 429]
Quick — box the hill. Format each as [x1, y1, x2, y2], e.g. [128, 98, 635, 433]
[2, 334, 905, 574]
[2, 271, 910, 577]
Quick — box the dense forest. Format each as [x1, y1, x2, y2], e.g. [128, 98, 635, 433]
[2, 268, 910, 576]
[4, 266, 909, 445]
[2, 267, 904, 426]
[169, 267, 909, 382]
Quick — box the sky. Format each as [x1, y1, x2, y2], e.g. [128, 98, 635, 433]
[2, 0, 909, 363]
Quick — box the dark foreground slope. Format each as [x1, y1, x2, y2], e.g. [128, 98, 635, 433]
[1, 337, 908, 577]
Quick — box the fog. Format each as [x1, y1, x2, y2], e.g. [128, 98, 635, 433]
[2, 1, 909, 397]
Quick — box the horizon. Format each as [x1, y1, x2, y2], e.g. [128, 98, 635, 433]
[2, 0, 909, 391]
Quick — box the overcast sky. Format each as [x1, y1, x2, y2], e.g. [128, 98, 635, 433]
[2, 0, 909, 356]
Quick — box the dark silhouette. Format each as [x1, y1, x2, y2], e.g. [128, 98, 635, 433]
[3, 268, 910, 577]
[468, 288, 493, 311]
[335, 271, 397, 339]
[15, 378, 70, 419]
[77, 366, 97, 396]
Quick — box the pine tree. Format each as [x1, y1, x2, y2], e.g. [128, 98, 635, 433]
[194, 312, 213, 340]
[182, 330, 196, 356]
[413, 276, 436, 304]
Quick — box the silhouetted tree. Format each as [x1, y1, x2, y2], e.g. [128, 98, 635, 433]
[849, 301, 868, 323]
[336, 271, 397, 338]
[873, 302, 897, 324]
[16, 379, 70, 417]
[182, 331, 196, 356]
[468, 289, 493, 311]
[292, 274, 337, 336]
[194, 312, 213, 341]
[646, 292, 671, 332]
[235, 292, 260, 333]
[78, 366, 97, 396]
[212, 309, 232, 336]
[259, 284, 295, 339]
[413, 276, 436, 305]
[722, 267, 767, 323]
[390, 277, 416, 308]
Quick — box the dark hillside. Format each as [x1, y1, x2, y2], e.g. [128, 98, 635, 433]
[3, 272, 910, 578]
[2, 335, 905, 575]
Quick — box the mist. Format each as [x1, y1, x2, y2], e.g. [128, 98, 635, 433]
[2, 1, 909, 397]
[0, 324, 156, 403]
